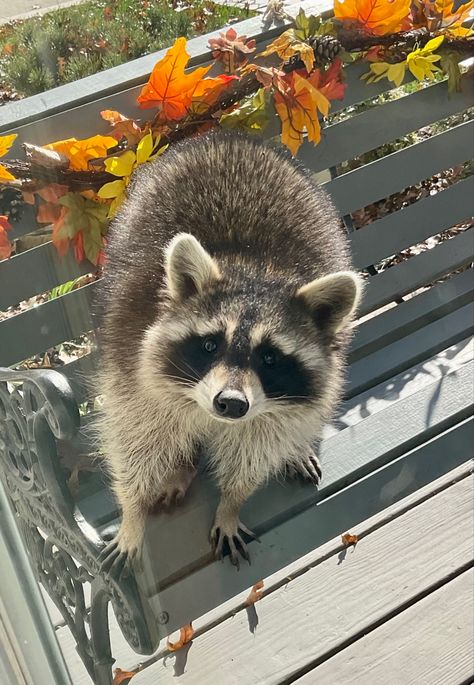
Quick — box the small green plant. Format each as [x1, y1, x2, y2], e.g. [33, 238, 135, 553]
[48, 278, 80, 300]
[0, 0, 251, 97]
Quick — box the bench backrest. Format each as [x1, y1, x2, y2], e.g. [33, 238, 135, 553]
[1, 47, 472, 387]
[1, 3, 473, 644]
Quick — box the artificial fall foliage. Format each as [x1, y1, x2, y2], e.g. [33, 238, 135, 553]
[0, 0, 472, 264]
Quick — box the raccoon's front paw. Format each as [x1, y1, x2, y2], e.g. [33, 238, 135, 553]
[98, 539, 132, 579]
[210, 518, 258, 569]
[288, 448, 322, 486]
[98, 525, 141, 579]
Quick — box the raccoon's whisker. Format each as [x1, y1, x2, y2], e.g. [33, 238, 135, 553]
[161, 356, 201, 384]
[160, 373, 196, 387]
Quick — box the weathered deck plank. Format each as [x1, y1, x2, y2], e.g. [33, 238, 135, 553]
[129, 465, 473, 685]
[295, 567, 474, 684]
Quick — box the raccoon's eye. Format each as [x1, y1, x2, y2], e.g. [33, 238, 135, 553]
[202, 336, 218, 354]
[262, 350, 277, 366]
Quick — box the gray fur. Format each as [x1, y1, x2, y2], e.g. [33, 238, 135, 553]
[98, 131, 363, 565]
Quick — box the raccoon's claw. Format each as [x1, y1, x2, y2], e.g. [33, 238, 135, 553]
[210, 521, 257, 569]
[302, 451, 322, 485]
[98, 540, 131, 579]
[290, 450, 322, 486]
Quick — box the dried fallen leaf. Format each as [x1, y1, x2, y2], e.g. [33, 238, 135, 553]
[341, 532, 359, 547]
[166, 622, 195, 652]
[245, 580, 264, 606]
[112, 667, 140, 685]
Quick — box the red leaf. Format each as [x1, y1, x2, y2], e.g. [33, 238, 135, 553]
[308, 59, 347, 102]
[0, 215, 13, 260]
[73, 231, 85, 262]
[37, 202, 63, 224]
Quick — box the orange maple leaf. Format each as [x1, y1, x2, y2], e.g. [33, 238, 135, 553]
[45, 135, 117, 171]
[137, 37, 213, 120]
[274, 72, 329, 155]
[334, 0, 411, 35]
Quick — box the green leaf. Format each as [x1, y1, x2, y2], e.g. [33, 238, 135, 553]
[315, 18, 337, 37]
[220, 89, 270, 133]
[83, 222, 103, 265]
[440, 52, 462, 96]
[294, 8, 309, 40]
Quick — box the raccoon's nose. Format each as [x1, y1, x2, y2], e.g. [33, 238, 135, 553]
[213, 390, 249, 419]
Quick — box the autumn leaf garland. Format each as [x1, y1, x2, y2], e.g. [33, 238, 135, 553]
[0, 0, 472, 264]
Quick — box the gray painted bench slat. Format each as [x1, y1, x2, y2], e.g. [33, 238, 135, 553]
[360, 229, 474, 316]
[4, 171, 471, 312]
[299, 74, 474, 174]
[324, 120, 474, 215]
[350, 176, 474, 270]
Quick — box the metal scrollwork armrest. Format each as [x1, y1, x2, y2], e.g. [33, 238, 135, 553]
[0, 367, 156, 672]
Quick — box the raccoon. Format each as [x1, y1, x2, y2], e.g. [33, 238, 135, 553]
[98, 131, 363, 572]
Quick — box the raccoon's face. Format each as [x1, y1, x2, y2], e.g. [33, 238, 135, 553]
[140, 233, 362, 423]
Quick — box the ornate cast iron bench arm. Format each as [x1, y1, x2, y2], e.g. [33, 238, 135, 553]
[0, 367, 155, 685]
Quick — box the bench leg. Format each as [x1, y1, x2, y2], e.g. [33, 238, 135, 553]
[90, 583, 115, 685]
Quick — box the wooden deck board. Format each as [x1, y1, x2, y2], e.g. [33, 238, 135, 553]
[295, 567, 474, 685]
[130, 464, 473, 685]
[53, 462, 474, 685]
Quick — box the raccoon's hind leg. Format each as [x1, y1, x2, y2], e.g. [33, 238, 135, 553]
[155, 463, 197, 508]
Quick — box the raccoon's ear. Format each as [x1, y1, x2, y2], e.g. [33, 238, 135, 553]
[296, 271, 363, 333]
[164, 233, 221, 300]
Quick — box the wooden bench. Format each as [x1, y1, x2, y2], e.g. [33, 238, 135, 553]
[0, 4, 473, 683]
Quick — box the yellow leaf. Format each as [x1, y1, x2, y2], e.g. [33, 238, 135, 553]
[334, 0, 411, 35]
[0, 163, 15, 181]
[260, 31, 315, 73]
[0, 134, 17, 158]
[421, 35, 445, 53]
[274, 73, 326, 155]
[136, 132, 154, 165]
[297, 73, 330, 117]
[97, 179, 126, 199]
[387, 62, 407, 86]
[104, 150, 136, 177]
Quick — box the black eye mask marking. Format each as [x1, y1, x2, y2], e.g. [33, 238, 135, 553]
[251, 342, 314, 403]
[162, 332, 225, 385]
